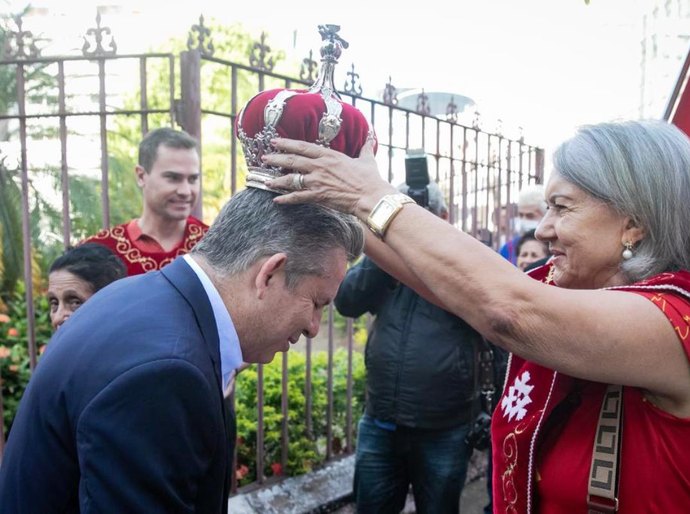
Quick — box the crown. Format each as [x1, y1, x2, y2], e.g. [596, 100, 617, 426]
[235, 24, 376, 193]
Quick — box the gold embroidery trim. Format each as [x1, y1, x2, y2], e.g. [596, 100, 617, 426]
[90, 222, 208, 271]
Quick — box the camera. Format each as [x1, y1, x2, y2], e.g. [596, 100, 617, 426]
[464, 410, 492, 451]
[405, 149, 430, 208]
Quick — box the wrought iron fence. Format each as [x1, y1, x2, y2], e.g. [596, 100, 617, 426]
[0, 11, 543, 492]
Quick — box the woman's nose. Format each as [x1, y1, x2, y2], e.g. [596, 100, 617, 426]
[53, 305, 71, 329]
[535, 212, 553, 241]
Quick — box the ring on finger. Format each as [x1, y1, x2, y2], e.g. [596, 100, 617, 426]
[291, 173, 305, 190]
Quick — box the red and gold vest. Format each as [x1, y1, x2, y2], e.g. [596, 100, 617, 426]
[82, 216, 208, 276]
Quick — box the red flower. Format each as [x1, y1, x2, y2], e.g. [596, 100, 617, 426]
[270, 462, 282, 476]
[0, 346, 10, 359]
[7, 327, 19, 337]
[236, 464, 249, 480]
[0, 314, 10, 323]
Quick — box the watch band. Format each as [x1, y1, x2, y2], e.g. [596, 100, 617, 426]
[366, 193, 415, 239]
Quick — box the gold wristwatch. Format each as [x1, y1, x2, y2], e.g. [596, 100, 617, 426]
[366, 193, 415, 239]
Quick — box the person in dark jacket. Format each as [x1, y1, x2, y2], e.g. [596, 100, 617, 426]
[335, 182, 480, 514]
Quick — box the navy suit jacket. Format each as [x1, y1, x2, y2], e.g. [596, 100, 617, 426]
[0, 258, 233, 513]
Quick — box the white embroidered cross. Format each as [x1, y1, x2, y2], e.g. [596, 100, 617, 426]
[501, 371, 534, 421]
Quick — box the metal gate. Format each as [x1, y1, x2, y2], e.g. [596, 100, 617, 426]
[0, 12, 543, 492]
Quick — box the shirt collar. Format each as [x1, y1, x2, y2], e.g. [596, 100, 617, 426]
[183, 254, 243, 391]
[127, 219, 145, 241]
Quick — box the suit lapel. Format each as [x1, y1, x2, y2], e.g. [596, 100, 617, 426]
[162, 257, 236, 501]
[161, 257, 223, 389]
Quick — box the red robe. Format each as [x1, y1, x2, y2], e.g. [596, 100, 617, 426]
[492, 263, 690, 513]
[83, 216, 208, 276]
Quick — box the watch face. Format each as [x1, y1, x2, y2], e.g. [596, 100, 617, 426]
[370, 202, 395, 228]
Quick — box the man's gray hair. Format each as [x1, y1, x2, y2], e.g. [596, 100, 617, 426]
[397, 181, 448, 216]
[193, 188, 364, 288]
[553, 120, 690, 282]
[518, 184, 547, 214]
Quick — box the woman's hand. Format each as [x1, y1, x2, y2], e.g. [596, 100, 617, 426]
[263, 137, 396, 219]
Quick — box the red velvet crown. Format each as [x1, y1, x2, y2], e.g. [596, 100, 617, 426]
[235, 25, 376, 193]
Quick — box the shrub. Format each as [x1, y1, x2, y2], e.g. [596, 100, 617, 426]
[0, 281, 52, 438]
[234, 348, 366, 486]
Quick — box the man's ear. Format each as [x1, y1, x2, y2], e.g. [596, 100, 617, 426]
[135, 165, 146, 187]
[254, 253, 288, 299]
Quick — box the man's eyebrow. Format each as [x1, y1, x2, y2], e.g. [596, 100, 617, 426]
[161, 171, 200, 178]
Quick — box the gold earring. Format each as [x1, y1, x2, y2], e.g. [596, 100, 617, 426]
[622, 241, 633, 260]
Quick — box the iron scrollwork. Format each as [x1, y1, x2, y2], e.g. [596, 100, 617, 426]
[383, 76, 398, 105]
[4, 15, 40, 59]
[249, 32, 276, 72]
[472, 110, 482, 130]
[300, 49, 318, 83]
[82, 12, 117, 57]
[343, 63, 362, 96]
[187, 15, 214, 57]
[416, 89, 430, 116]
[446, 96, 458, 123]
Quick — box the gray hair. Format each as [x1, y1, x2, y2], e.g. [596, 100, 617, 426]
[518, 184, 547, 214]
[553, 120, 690, 282]
[139, 127, 199, 173]
[192, 188, 364, 288]
[397, 181, 448, 216]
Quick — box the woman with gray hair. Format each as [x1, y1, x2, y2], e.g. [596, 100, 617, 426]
[263, 120, 690, 513]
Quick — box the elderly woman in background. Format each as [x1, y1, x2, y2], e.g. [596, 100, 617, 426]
[48, 243, 126, 330]
[263, 120, 690, 513]
[516, 229, 550, 272]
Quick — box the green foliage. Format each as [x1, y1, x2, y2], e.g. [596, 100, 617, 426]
[0, 281, 51, 438]
[234, 349, 366, 485]
[0, 158, 23, 298]
[0, 158, 60, 300]
[0, 9, 100, 288]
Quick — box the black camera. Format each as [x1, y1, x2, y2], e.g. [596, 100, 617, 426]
[464, 410, 492, 451]
[405, 149, 430, 208]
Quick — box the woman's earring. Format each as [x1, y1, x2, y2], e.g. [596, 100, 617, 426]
[622, 241, 634, 260]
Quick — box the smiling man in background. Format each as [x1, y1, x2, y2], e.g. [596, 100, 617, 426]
[83, 127, 208, 275]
